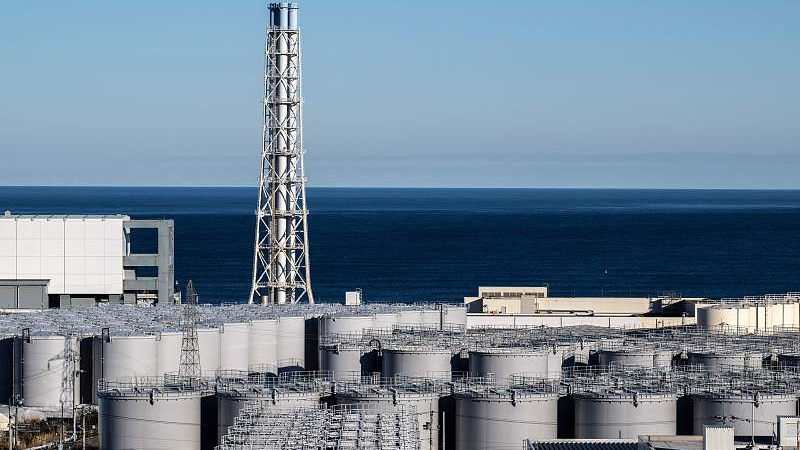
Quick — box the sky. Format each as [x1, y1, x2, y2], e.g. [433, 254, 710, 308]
[1, 0, 798, 188]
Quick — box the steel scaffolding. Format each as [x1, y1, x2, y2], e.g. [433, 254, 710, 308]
[250, 2, 313, 305]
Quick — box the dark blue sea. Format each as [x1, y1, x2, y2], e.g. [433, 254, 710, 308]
[1, 187, 799, 304]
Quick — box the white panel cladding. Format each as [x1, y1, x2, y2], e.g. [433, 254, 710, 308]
[0, 215, 128, 295]
[0, 218, 16, 279]
[703, 425, 734, 450]
[777, 416, 800, 448]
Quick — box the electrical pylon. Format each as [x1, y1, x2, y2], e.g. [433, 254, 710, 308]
[179, 280, 201, 379]
[250, 2, 314, 305]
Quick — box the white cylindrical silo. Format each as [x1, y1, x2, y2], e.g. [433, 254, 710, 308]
[598, 348, 658, 368]
[574, 392, 678, 439]
[248, 319, 278, 370]
[219, 322, 249, 371]
[22, 334, 80, 411]
[697, 305, 739, 330]
[319, 314, 375, 335]
[155, 331, 183, 376]
[372, 312, 399, 330]
[454, 386, 558, 450]
[98, 382, 204, 450]
[687, 351, 758, 372]
[468, 348, 550, 381]
[276, 315, 306, 371]
[382, 346, 452, 380]
[442, 305, 468, 328]
[216, 381, 323, 444]
[319, 343, 370, 374]
[97, 334, 158, 380]
[335, 382, 445, 450]
[196, 327, 220, 373]
[692, 392, 797, 437]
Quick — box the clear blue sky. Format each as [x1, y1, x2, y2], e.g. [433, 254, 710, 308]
[1, 0, 798, 188]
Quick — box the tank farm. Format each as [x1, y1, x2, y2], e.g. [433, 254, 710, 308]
[3, 295, 800, 449]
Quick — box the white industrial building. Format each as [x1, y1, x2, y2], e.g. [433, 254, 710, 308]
[0, 213, 175, 308]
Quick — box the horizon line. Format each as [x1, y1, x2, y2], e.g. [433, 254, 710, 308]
[1, 185, 800, 191]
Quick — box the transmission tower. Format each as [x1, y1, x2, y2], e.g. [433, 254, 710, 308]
[179, 280, 201, 379]
[250, 2, 314, 305]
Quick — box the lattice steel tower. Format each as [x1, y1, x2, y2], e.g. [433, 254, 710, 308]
[250, 2, 313, 305]
[179, 280, 201, 378]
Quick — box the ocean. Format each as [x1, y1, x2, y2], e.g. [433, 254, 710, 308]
[1, 187, 799, 304]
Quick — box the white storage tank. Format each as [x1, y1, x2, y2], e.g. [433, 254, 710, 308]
[697, 305, 741, 330]
[468, 347, 549, 381]
[382, 346, 453, 380]
[441, 305, 468, 328]
[98, 380, 204, 450]
[196, 327, 220, 373]
[687, 351, 758, 372]
[574, 390, 678, 439]
[372, 312, 399, 330]
[547, 343, 573, 379]
[692, 390, 797, 437]
[96, 333, 158, 380]
[216, 379, 323, 444]
[276, 315, 306, 371]
[319, 314, 375, 335]
[598, 348, 658, 368]
[248, 319, 278, 370]
[22, 334, 80, 412]
[218, 322, 249, 371]
[454, 384, 559, 450]
[319, 343, 376, 375]
[155, 330, 182, 376]
[397, 309, 428, 326]
[335, 379, 446, 450]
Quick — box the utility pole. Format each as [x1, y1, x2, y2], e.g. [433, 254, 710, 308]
[7, 402, 11, 450]
[81, 407, 86, 450]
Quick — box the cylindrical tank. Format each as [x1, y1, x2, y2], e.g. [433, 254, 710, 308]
[248, 319, 278, 370]
[372, 312, 399, 330]
[276, 315, 306, 370]
[574, 392, 677, 439]
[778, 353, 800, 367]
[319, 315, 375, 335]
[0, 337, 20, 403]
[216, 382, 322, 444]
[98, 383, 203, 450]
[96, 334, 157, 380]
[197, 327, 220, 373]
[692, 392, 797, 437]
[454, 388, 558, 450]
[382, 347, 452, 380]
[219, 322, 249, 371]
[468, 348, 549, 381]
[319, 344, 375, 375]
[687, 351, 758, 371]
[419, 309, 443, 326]
[654, 349, 674, 369]
[397, 310, 428, 326]
[598, 348, 658, 368]
[441, 305, 468, 328]
[547, 343, 572, 379]
[22, 334, 80, 411]
[697, 305, 740, 329]
[336, 384, 443, 450]
[155, 331, 182, 376]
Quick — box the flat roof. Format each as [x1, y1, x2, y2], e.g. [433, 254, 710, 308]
[0, 279, 49, 286]
[1, 214, 130, 220]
